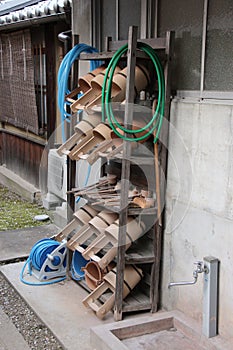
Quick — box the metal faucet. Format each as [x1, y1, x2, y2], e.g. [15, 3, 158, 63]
[168, 261, 209, 288]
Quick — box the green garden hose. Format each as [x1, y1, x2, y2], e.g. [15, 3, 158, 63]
[101, 42, 165, 143]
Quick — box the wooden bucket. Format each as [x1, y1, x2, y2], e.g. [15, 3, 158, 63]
[103, 265, 143, 298]
[88, 210, 118, 235]
[74, 113, 101, 136]
[110, 65, 150, 102]
[82, 260, 115, 290]
[68, 123, 112, 160]
[71, 66, 121, 112]
[66, 65, 106, 104]
[78, 65, 106, 93]
[73, 204, 99, 226]
[82, 265, 143, 319]
[97, 217, 147, 270]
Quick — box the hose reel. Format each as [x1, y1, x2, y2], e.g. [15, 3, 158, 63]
[20, 238, 67, 285]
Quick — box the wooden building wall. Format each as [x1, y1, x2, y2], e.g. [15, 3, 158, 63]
[0, 131, 45, 188]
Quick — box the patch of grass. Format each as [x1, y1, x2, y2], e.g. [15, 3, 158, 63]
[0, 186, 51, 231]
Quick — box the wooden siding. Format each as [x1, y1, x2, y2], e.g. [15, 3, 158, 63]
[0, 131, 46, 189]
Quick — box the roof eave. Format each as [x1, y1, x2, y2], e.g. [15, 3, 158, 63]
[0, 12, 67, 31]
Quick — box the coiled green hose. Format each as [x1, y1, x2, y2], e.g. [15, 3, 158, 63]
[101, 42, 165, 143]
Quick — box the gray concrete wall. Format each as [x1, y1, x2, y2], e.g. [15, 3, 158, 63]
[162, 99, 233, 339]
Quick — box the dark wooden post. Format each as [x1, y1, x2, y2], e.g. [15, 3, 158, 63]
[150, 31, 174, 312]
[114, 26, 138, 321]
[45, 23, 56, 147]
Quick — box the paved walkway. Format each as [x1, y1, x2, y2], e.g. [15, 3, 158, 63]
[0, 224, 59, 262]
[0, 225, 113, 349]
[1, 226, 232, 350]
[1, 262, 113, 350]
[0, 307, 30, 350]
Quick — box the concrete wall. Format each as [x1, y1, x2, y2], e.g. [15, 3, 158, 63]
[162, 99, 233, 338]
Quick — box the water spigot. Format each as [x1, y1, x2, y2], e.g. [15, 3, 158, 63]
[193, 261, 209, 276]
[168, 260, 208, 288]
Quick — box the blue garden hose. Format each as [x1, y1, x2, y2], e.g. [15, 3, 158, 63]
[58, 43, 102, 142]
[58, 44, 100, 203]
[20, 238, 66, 286]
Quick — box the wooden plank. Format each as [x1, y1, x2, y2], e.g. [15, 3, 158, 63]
[122, 302, 151, 313]
[125, 235, 155, 263]
[80, 49, 154, 60]
[114, 26, 138, 321]
[114, 154, 154, 165]
[108, 37, 167, 50]
[67, 34, 79, 222]
[79, 37, 167, 61]
[151, 31, 174, 312]
[122, 287, 151, 311]
[112, 317, 174, 340]
[0, 131, 44, 188]
[125, 254, 154, 264]
[45, 23, 56, 146]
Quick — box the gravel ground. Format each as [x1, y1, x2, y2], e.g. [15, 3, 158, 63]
[0, 270, 64, 350]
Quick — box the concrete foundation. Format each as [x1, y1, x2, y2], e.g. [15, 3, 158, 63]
[0, 165, 40, 203]
[162, 99, 233, 339]
[91, 311, 233, 350]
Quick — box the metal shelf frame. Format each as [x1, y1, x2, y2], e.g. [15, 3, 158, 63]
[68, 26, 174, 321]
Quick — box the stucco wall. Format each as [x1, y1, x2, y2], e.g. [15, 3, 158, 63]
[162, 99, 233, 338]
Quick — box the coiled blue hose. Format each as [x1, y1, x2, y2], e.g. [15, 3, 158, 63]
[20, 238, 66, 286]
[58, 43, 102, 142]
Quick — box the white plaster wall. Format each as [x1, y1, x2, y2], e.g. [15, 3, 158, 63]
[162, 99, 233, 339]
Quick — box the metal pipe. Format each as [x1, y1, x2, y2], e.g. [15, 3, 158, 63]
[140, 0, 147, 39]
[154, 0, 158, 38]
[200, 0, 209, 96]
[115, 0, 119, 41]
[168, 261, 208, 288]
[39, 43, 44, 129]
[58, 30, 71, 54]
[91, 0, 101, 49]
[168, 276, 198, 288]
[202, 256, 219, 338]
[148, 0, 152, 38]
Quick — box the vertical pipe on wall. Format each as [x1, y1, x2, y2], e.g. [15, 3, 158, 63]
[141, 0, 158, 39]
[45, 23, 56, 145]
[200, 0, 208, 96]
[147, 0, 152, 38]
[116, 0, 119, 41]
[154, 0, 158, 38]
[141, 0, 148, 39]
[202, 256, 219, 338]
[39, 43, 44, 129]
[92, 0, 102, 50]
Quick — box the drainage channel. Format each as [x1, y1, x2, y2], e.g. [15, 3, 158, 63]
[0, 256, 28, 266]
[0, 259, 64, 350]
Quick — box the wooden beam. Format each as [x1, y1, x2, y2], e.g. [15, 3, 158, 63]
[151, 31, 174, 312]
[114, 25, 138, 321]
[45, 23, 56, 146]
